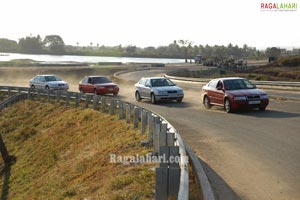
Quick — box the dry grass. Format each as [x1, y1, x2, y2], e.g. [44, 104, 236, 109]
[0, 100, 155, 200]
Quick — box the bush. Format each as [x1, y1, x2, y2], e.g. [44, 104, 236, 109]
[278, 56, 300, 67]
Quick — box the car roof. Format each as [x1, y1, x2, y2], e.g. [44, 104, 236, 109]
[212, 77, 245, 81]
[87, 75, 107, 78]
[142, 77, 167, 80]
[37, 74, 57, 77]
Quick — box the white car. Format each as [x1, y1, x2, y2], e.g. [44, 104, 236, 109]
[135, 77, 184, 103]
[29, 75, 69, 90]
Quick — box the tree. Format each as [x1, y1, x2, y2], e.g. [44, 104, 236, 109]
[0, 38, 19, 52]
[177, 40, 193, 62]
[43, 35, 65, 54]
[18, 35, 43, 54]
[265, 47, 281, 58]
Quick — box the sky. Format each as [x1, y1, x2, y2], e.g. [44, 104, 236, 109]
[0, 0, 299, 49]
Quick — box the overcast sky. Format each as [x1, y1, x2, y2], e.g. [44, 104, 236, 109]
[0, 0, 299, 49]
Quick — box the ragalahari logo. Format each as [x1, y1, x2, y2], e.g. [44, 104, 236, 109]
[260, 2, 297, 11]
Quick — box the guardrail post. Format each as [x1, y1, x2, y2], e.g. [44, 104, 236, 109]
[37, 89, 40, 100]
[8, 88, 11, 96]
[27, 88, 31, 99]
[126, 104, 131, 123]
[85, 95, 90, 108]
[118, 101, 124, 119]
[56, 91, 61, 103]
[133, 106, 139, 128]
[109, 99, 115, 115]
[167, 133, 175, 146]
[75, 93, 79, 108]
[153, 117, 161, 155]
[155, 167, 168, 200]
[148, 114, 154, 145]
[93, 95, 99, 110]
[159, 123, 168, 152]
[66, 92, 70, 106]
[141, 110, 147, 134]
[101, 96, 106, 113]
[18, 88, 21, 94]
[168, 146, 180, 196]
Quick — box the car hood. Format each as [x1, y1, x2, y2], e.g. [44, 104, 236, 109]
[226, 89, 266, 96]
[153, 86, 183, 91]
[47, 81, 68, 85]
[94, 83, 117, 87]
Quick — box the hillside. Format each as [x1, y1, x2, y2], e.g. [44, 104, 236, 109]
[0, 100, 155, 199]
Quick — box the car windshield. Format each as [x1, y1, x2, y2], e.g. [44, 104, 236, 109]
[224, 79, 256, 90]
[93, 77, 112, 84]
[44, 76, 61, 82]
[151, 78, 175, 87]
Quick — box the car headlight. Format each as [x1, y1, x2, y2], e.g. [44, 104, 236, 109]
[158, 90, 167, 95]
[260, 94, 268, 99]
[234, 96, 247, 101]
[177, 89, 184, 94]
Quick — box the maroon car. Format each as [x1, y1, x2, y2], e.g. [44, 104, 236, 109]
[202, 77, 269, 113]
[79, 76, 119, 95]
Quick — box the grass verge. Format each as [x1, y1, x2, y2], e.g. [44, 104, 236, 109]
[0, 100, 155, 199]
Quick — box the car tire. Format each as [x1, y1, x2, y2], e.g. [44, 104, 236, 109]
[259, 107, 266, 111]
[151, 93, 156, 104]
[203, 95, 211, 109]
[94, 89, 98, 95]
[31, 85, 35, 89]
[224, 98, 232, 113]
[135, 91, 141, 102]
[45, 86, 49, 90]
[177, 98, 182, 103]
[80, 88, 85, 93]
[113, 92, 118, 96]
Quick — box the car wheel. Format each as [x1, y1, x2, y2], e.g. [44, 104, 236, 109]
[224, 98, 232, 113]
[45, 86, 49, 90]
[135, 91, 141, 102]
[80, 88, 85, 93]
[151, 93, 156, 104]
[113, 92, 118, 96]
[259, 106, 266, 111]
[203, 95, 211, 109]
[177, 98, 182, 103]
[31, 85, 35, 89]
[94, 89, 98, 95]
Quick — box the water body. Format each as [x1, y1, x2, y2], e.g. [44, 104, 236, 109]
[0, 53, 185, 64]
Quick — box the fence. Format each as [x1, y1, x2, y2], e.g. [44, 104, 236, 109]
[0, 86, 215, 200]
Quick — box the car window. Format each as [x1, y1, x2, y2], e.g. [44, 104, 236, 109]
[145, 79, 150, 86]
[45, 76, 61, 82]
[209, 80, 218, 89]
[39, 76, 45, 82]
[216, 80, 223, 88]
[81, 77, 88, 83]
[139, 78, 146, 86]
[88, 78, 92, 84]
[224, 79, 256, 90]
[151, 78, 175, 87]
[92, 77, 112, 84]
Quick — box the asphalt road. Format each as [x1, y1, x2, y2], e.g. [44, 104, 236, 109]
[117, 68, 300, 200]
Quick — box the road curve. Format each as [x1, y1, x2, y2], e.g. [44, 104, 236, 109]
[116, 68, 300, 200]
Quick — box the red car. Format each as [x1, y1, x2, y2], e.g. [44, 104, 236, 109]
[79, 76, 119, 95]
[202, 77, 269, 113]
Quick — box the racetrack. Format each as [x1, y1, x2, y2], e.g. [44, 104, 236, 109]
[117, 68, 300, 200]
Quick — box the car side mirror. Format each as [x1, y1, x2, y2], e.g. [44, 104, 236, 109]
[145, 84, 151, 88]
[217, 86, 223, 90]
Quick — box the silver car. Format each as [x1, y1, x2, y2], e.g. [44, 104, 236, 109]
[29, 75, 69, 90]
[135, 77, 184, 103]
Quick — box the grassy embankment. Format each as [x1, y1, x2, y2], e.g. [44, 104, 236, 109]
[0, 99, 155, 199]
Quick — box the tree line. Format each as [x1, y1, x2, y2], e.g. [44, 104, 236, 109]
[0, 35, 296, 60]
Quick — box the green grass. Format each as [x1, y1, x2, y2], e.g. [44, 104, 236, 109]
[0, 100, 155, 199]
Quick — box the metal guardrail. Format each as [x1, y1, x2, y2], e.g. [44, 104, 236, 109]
[164, 74, 300, 88]
[0, 86, 205, 200]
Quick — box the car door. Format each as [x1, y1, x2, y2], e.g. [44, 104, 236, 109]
[207, 80, 218, 104]
[86, 77, 94, 93]
[214, 80, 225, 105]
[143, 79, 152, 99]
[38, 76, 46, 89]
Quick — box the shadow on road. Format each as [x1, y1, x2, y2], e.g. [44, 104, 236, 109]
[199, 157, 242, 200]
[235, 109, 300, 119]
[0, 156, 16, 200]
